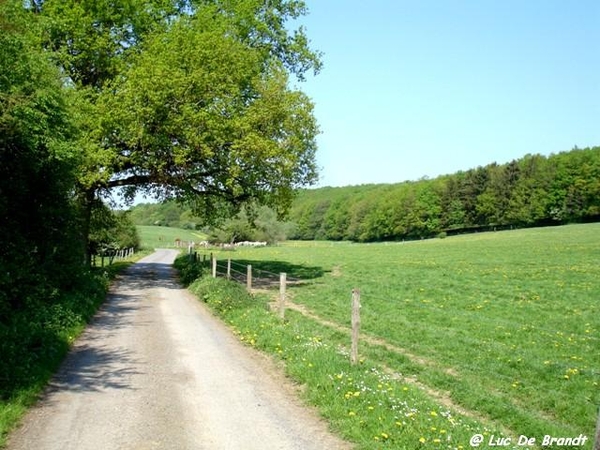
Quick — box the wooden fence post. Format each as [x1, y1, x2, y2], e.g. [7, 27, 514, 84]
[350, 288, 361, 365]
[212, 256, 217, 278]
[279, 273, 287, 320]
[227, 259, 231, 279]
[594, 407, 600, 450]
[247, 265, 252, 291]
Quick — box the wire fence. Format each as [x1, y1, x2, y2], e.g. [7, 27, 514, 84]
[188, 250, 599, 378]
[191, 252, 303, 290]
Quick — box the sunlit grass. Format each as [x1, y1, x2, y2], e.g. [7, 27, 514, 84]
[136, 225, 208, 250]
[198, 224, 599, 443]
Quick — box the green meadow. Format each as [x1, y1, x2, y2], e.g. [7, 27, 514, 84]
[193, 223, 599, 447]
[136, 225, 208, 250]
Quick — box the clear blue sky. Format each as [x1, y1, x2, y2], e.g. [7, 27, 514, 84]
[293, 1, 600, 187]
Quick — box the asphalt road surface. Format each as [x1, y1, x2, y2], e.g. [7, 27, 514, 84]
[7, 250, 351, 450]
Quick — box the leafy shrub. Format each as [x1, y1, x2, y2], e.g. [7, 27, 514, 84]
[189, 277, 253, 316]
[173, 254, 206, 285]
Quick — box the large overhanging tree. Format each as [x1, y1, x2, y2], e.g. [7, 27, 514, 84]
[30, 0, 322, 261]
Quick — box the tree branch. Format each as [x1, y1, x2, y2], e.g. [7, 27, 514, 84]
[105, 174, 153, 188]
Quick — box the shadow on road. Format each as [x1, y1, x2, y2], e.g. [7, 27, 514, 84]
[46, 345, 142, 394]
[116, 261, 181, 291]
[41, 257, 180, 398]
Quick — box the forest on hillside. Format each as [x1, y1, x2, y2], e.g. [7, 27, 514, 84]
[288, 147, 600, 241]
[130, 147, 600, 243]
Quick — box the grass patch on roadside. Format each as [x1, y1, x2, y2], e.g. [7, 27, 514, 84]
[0, 256, 141, 448]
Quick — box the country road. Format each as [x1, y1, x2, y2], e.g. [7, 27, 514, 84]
[7, 250, 352, 450]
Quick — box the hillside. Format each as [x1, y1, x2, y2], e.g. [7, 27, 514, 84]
[288, 146, 600, 241]
[129, 146, 600, 243]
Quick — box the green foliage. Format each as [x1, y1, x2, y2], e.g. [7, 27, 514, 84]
[130, 201, 293, 244]
[89, 204, 140, 253]
[35, 0, 321, 228]
[173, 254, 207, 286]
[0, 0, 83, 311]
[207, 205, 293, 244]
[288, 147, 600, 241]
[129, 201, 202, 228]
[189, 277, 254, 316]
[174, 254, 253, 315]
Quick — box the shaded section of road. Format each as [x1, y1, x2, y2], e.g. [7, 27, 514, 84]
[7, 250, 351, 450]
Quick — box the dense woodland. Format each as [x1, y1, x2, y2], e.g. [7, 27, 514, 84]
[131, 147, 600, 243]
[288, 146, 600, 241]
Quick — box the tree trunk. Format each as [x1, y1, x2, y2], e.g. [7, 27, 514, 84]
[79, 188, 96, 267]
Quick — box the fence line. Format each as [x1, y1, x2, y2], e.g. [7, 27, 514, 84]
[222, 258, 302, 283]
[200, 254, 599, 374]
[92, 247, 135, 267]
[206, 254, 361, 360]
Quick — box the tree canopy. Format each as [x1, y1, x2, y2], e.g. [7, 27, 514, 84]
[0, 0, 322, 312]
[19, 0, 322, 260]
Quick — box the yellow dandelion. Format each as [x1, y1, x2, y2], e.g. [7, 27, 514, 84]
[419, 437, 426, 444]
[430, 411, 438, 417]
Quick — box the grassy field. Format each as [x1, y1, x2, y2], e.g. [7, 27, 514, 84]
[197, 224, 599, 448]
[136, 225, 208, 250]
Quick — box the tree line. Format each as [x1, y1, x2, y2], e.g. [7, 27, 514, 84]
[288, 147, 600, 241]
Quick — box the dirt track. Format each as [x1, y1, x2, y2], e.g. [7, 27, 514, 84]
[7, 250, 351, 450]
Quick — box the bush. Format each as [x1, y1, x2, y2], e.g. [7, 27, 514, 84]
[173, 254, 206, 285]
[189, 277, 254, 316]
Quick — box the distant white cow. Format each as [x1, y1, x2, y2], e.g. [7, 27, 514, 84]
[235, 241, 267, 247]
